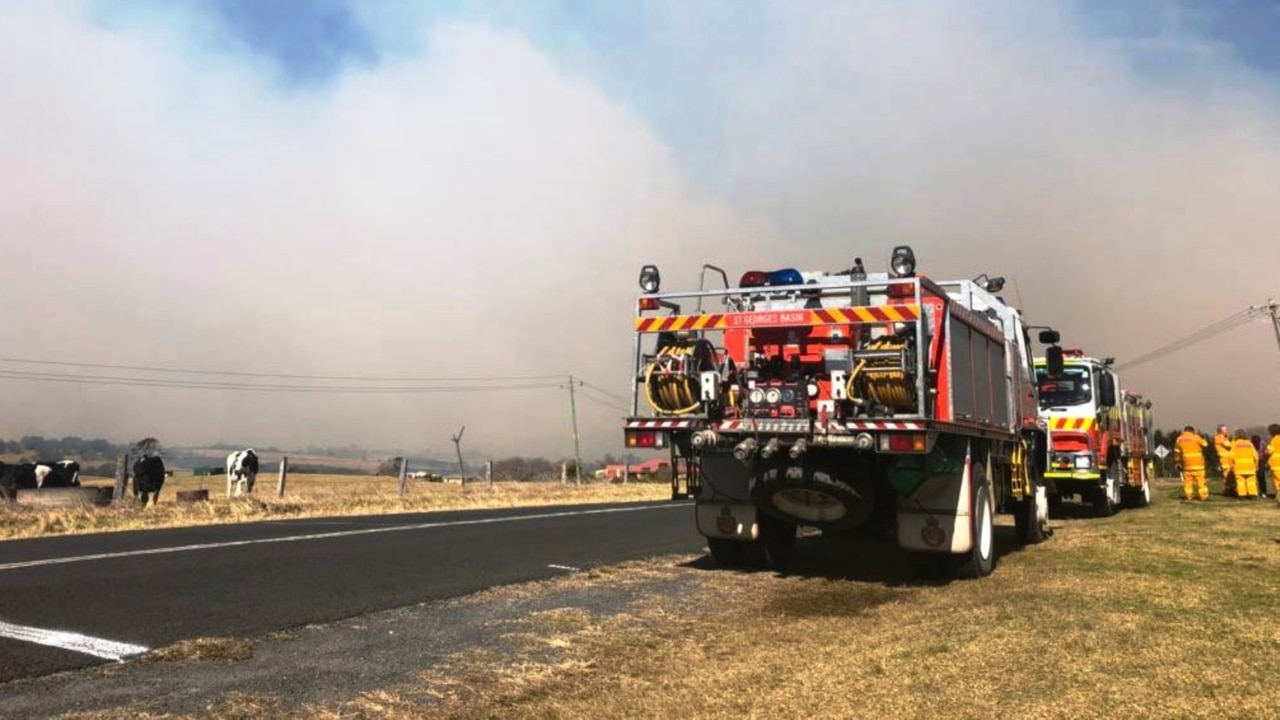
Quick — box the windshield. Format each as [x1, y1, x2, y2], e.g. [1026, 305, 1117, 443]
[1035, 366, 1092, 408]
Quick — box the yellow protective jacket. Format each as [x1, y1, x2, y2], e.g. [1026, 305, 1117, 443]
[1267, 436, 1280, 470]
[1174, 432, 1208, 471]
[1215, 433, 1233, 468]
[1231, 439, 1259, 476]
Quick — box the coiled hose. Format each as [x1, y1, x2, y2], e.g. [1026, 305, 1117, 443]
[852, 337, 916, 411]
[644, 340, 716, 415]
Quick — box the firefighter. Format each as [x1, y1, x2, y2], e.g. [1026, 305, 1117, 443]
[1230, 429, 1260, 499]
[1174, 426, 1210, 502]
[1267, 424, 1280, 507]
[1214, 424, 1235, 496]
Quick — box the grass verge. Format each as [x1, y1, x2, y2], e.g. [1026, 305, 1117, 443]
[0, 476, 671, 540]
[56, 479, 1280, 719]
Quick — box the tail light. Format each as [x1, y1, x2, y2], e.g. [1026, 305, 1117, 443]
[638, 297, 660, 311]
[880, 433, 927, 452]
[626, 430, 668, 449]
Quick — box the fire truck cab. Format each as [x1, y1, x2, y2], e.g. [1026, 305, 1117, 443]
[1033, 349, 1154, 516]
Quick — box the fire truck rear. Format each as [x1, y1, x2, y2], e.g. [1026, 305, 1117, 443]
[1033, 350, 1155, 516]
[623, 246, 1062, 579]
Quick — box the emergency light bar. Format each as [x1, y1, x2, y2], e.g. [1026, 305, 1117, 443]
[738, 268, 805, 288]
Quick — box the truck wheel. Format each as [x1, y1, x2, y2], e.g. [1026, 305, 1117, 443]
[1094, 464, 1119, 517]
[753, 465, 873, 530]
[760, 514, 797, 570]
[707, 538, 747, 567]
[1014, 484, 1049, 544]
[1124, 463, 1152, 509]
[953, 465, 996, 579]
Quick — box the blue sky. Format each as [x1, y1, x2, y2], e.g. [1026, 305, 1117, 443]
[171, 1, 1280, 90]
[95, 0, 1280, 193]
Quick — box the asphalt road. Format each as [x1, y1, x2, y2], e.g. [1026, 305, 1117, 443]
[0, 499, 700, 683]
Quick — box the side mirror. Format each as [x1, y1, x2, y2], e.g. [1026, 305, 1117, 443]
[1045, 345, 1064, 378]
[1099, 372, 1117, 407]
[1038, 329, 1060, 344]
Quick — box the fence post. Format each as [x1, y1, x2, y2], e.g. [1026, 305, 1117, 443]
[561, 461, 567, 484]
[113, 454, 129, 502]
[277, 456, 288, 498]
[398, 457, 409, 498]
[486, 460, 493, 485]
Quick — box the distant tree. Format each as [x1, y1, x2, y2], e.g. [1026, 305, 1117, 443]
[376, 456, 405, 476]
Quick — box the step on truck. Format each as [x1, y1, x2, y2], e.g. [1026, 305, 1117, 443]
[623, 246, 1063, 579]
[1033, 349, 1155, 516]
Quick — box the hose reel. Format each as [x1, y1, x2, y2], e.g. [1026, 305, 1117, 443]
[644, 338, 719, 415]
[848, 336, 917, 412]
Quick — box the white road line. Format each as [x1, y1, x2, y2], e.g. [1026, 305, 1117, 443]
[547, 564, 581, 572]
[0, 620, 149, 661]
[0, 504, 678, 572]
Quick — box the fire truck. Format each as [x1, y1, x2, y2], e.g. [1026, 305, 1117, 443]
[1033, 349, 1155, 516]
[623, 246, 1063, 579]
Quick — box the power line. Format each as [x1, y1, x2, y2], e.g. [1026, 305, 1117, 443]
[1114, 304, 1271, 372]
[575, 388, 629, 412]
[0, 369, 564, 394]
[577, 379, 629, 404]
[0, 356, 563, 383]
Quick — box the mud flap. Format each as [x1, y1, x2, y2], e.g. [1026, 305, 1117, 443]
[696, 502, 759, 541]
[895, 440, 973, 554]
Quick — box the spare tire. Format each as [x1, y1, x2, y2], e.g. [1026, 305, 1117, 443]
[752, 462, 875, 530]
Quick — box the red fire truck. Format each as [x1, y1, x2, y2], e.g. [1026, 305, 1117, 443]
[623, 246, 1063, 579]
[1034, 349, 1155, 515]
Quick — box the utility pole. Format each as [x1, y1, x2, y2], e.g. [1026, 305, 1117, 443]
[564, 375, 583, 485]
[451, 425, 467, 484]
[1267, 299, 1280, 352]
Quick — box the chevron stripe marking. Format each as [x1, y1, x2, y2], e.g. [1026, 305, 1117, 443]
[634, 305, 921, 332]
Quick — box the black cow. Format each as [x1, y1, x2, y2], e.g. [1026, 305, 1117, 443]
[132, 455, 167, 507]
[0, 461, 13, 500]
[34, 460, 81, 488]
[1, 462, 39, 499]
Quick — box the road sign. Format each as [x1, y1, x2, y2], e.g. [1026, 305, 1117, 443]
[1154, 445, 1169, 459]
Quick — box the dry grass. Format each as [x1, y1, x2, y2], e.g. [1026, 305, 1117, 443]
[0, 476, 671, 540]
[140, 637, 256, 664]
[53, 479, 1280, 719]
[310, 479, 1280, 719]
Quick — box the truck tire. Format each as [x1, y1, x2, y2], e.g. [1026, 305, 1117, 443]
[760, 513, 797, 570]
[1123, 462, 1152, 509]
[1014, 483, 1049, 544]
[952, 469, 996, 579]
[752, 464, 873, 530]
[1094, 463, 1119, 517]
[708, 538, 748, 567]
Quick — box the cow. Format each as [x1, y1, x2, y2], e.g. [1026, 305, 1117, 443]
[132, 455, 167, 507]
[1, 462, 39, 498]
[33, 460, 81, 488]
[226, 449, 259, 498]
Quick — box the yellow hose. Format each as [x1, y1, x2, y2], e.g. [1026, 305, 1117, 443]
[644, 344, 703, 415]
[853, 337, 916, 411]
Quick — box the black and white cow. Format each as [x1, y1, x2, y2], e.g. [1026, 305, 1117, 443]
[226, 448, 259, 498]
[33, 460, 81, 488]
[1, 462, 39, 498]
[132, 455, 167, 507]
